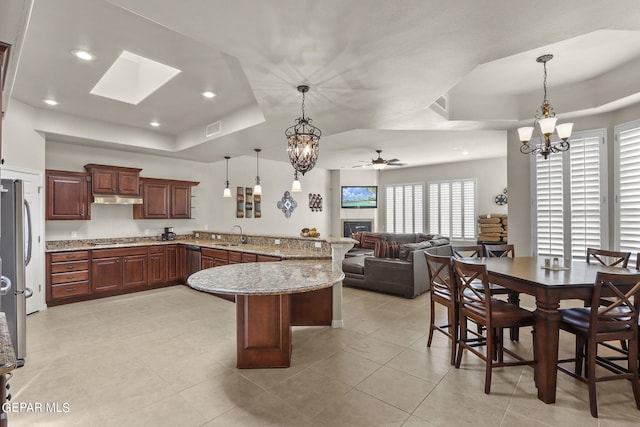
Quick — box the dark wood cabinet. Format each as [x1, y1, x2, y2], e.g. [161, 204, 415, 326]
[148, 247, 167, 285]
[134, 179, 170, 219]
[92, 247, 148, 292]
[46, 170, 91, 220]
[84, 164, 142, 196]
[46, 251, 91, 302]
[202, 255, 215, 269]
[166, 245, 183, 282]
[134, 178, 198, 219]
[123, 254, 148, 287]
[170, 183, 192, 218]
[91, 256, 122, 293]
[257, 255, 282, 262]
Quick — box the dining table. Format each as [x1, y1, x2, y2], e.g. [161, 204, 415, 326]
[474, 256, 638, 404]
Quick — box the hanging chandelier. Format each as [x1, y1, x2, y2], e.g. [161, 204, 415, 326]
[253, 149, 262, 196]
[285, 85, 321, 175]
[517, 54, 573, 160]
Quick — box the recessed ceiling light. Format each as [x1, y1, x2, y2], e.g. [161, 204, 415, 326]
[71, 49, 95, 61]
[461, 151, 469, 155]
[149, 121, 160, 127]
[44, 99, 58, 106]
[202, 91, 216, 98]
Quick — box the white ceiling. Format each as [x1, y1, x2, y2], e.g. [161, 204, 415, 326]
[4, 0, 640, 170]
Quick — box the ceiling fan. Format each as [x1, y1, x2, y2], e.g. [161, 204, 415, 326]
[353, 150, 408, 169]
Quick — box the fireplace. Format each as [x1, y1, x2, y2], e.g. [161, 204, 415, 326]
[342, 220, 373, 237]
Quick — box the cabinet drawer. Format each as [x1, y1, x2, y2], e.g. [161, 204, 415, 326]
[228, 251, 242, 263]
[51, 271, 90, 285]
[202, 248, 227, 261]
[241, 253, 257, 263]
[51, 281, 90, 299]
[149, 246, 166, 254]
[257, 255, 281, 262]
[51, 260, 89, 273]
[50, 251, 89, 262]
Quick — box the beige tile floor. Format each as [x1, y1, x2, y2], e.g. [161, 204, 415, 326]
[7, 285, 640, 426]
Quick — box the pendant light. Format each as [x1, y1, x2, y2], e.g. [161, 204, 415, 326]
[291, 170, 302, 192]
[253, 148, 262, 196]
[223, 156, 232, 198]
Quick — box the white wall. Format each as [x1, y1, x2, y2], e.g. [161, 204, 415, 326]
[2, 99, 46, 172]
[378, 157, 508, 231]
[45, 141, 211, 240]
[207, 156, 332, 237]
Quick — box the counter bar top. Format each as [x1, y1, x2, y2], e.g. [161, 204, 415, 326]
[0, 313, 17, 375]
[187, 260, 344, 296]
[45, 238, 331, 260]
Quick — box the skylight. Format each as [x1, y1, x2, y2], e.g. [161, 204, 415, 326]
[90, 50, 181, 105]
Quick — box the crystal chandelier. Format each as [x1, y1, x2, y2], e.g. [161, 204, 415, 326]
[517, 54, 573, 159]
[285, 85, 321, 175]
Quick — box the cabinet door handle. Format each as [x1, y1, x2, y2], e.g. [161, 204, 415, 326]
[67, 265, 74, 269]
[66, 275, 75, 280]
[66, 288, 76, 292]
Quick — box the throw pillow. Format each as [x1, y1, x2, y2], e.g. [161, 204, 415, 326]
[417, 233, 437, 242]
[398, 241, 433, 260]
[374, 241, 401, 258]
[351, 231, 363, 247]
[361, 232, 385, 249]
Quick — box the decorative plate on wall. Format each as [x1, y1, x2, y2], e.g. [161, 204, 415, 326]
[277, 191, 297, 218]
[495, 193, 508, 205]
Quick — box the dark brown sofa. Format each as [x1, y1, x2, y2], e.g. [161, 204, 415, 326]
[341, 232, 450, 298]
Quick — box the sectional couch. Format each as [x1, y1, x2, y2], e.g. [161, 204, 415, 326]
[341, 232, 450, 298]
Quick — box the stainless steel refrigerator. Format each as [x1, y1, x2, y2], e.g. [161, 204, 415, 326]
[0, 179, 33, 367]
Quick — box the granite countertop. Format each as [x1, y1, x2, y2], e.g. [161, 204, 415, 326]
[46, 238, 331, 260]
[0, 313, 17, 375]
[187, 260, 344, 296]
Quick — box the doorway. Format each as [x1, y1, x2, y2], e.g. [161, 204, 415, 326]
[1, 167, 45, 314]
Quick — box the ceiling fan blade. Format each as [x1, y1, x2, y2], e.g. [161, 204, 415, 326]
[388, 162, 408, 166]
[385, 158, 400, 163]
[352, 164, 372, 168]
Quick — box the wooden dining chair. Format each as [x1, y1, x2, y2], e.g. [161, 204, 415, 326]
[557, 271, 640, 418]
[451, 245, 484, 259]
[484, 244, 515, 258]
[586, 248, 631, 268]
[452, 258, 535, 394]
[425, 253, 458, 365]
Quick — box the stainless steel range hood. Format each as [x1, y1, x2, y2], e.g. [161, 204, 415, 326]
[92, 195, 143, 205]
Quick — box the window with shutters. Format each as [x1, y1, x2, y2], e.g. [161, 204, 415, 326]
[614, 119, 640, 259]
[532, 129, 607, 259]
[428, 179, 476, 240]
[385, 183, 424, 233]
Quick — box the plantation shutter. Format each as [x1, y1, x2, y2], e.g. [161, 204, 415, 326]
[385, 183, 424, 233]
[428, 179, 476, 239]
[570, 135, 602, 259]
[616, 123, 640, 254]
[536, 153, 564, 257]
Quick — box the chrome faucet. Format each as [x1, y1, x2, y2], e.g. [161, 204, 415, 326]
[231, 225, 246, 244]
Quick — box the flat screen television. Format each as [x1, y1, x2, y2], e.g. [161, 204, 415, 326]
[341, 186, 378, 209]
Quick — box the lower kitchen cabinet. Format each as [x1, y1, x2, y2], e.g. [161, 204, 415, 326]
[167, 245, 184, 282]
[148, 246, 167, 285]
[91, 256, 122, 293]
[46, 251, 91, 301]
[46, 244, 284, 306]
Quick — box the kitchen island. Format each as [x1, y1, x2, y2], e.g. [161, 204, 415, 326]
[188, 260, 344, 368]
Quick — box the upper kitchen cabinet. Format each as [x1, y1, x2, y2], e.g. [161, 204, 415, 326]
[133, 178, 198, 219]
[84, 164, 142, 196]
[46, 170, 91, 220]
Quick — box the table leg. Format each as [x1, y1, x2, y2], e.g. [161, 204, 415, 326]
[534, 296, 561, 403]
[236, 294, 292, 368]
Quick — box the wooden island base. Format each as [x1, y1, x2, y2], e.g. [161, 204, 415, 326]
[236, 287, 332, 368]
